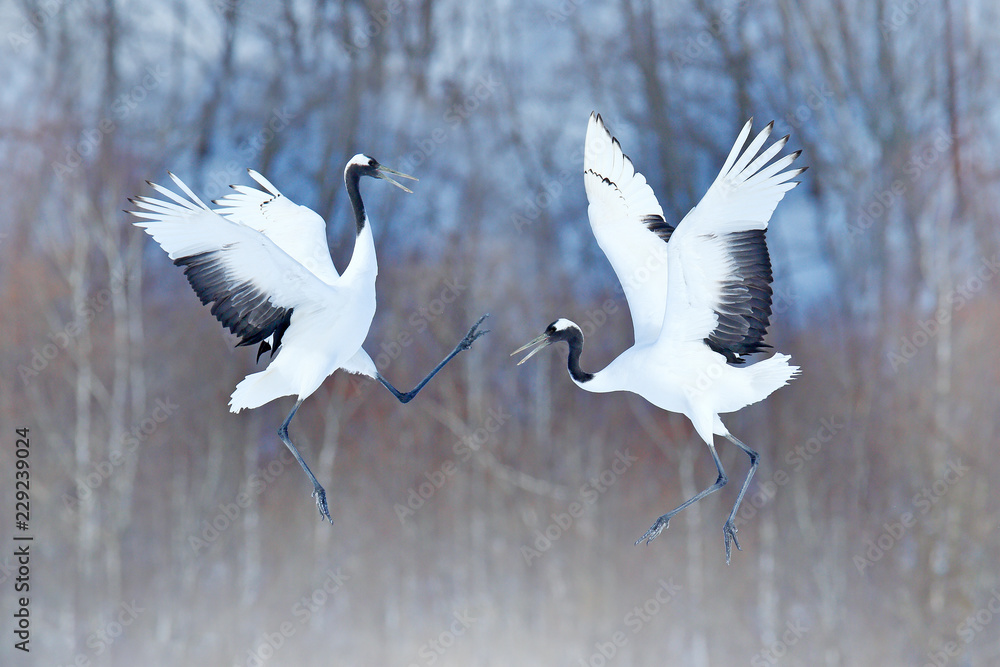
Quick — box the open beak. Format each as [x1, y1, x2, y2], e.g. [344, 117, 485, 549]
[376, 164, 418, 193]
[511, 333, 552, 366]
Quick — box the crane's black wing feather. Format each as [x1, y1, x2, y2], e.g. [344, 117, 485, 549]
[703, 230, 772, 364]
[174, 250, 295, 349]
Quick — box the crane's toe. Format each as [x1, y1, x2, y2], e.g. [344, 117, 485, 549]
[635, 515, 670, 546]
[723, 520, 741, 564]
[312, 485, 334, 524]
[459, 313, 491, 349]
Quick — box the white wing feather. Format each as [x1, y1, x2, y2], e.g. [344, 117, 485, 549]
[130, 175, 342, 343]
[214, 169, 341, 285]
[584, 113, 672, 346]
[659, 120, 804, 347]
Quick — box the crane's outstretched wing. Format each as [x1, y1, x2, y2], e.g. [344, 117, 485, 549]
[213, 169, 341, 286]
[129, 173, 341, 354]
[584, 112, 673, 347]
[659, 120, 804, 363]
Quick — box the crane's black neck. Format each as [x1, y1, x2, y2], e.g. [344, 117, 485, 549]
[345, 168, 367, 235]
[563, 328, 595, 384]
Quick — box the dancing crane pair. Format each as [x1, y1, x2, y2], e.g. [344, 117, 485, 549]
[129, 113, 803, 563]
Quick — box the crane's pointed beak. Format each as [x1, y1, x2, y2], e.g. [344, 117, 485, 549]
[511, 333, 552, 366]
[376, 164, 418, 193]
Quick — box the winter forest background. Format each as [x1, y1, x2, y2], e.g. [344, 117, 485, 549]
[2, 0, 999, 665]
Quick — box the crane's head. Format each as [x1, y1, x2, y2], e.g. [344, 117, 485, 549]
[511, 318, 582, 365]
[345, 154, 417, 193]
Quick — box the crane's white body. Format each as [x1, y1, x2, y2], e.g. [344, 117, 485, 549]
[228, 270, 377, 412]
[578, 114, 800, 432]
[515, 114, 803, 559]
[226, 214, 379, 412]
[130, 156, 486, 523]
[130, 162, 384, 414]
[575, 339, 795, 443]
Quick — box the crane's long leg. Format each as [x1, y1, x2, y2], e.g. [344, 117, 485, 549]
[278, 399, 333, 524]
[635, 442, 729, 547]
[721, 433, 760, 564]
[376, 314, 489, 404]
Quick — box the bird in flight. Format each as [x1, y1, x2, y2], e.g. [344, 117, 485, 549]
[129, 156, 488, 523]
[513, 113, 802, 563]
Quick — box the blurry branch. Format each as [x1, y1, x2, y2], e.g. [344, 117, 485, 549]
[943, 0, 964, 221]
[194, 1, 240, 161]
[620, 0, 686, 221]
[68, 188, 99, 645]
[693, 0, 750, 122]
[281, 0, 304, 70]
[419, 399, 569, 500]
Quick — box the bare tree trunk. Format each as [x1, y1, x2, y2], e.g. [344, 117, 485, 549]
[680, 445, 709, 667]
[620, 0, 685, 219]
[757, 511, 778, 650]
[925, 0, 961, 621]
[169, 445, 193, 663]
[241, 410, 262, 608]
[100, 215, 130, 617]
[69, 201, 98, 649]
[312, 380, 351, 584]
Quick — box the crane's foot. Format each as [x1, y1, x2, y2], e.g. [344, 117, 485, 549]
[635, 515, 670, 546]
[723, 520, 741, 564]
[312, 485, 334, 524]
[458, 314, 490, 350]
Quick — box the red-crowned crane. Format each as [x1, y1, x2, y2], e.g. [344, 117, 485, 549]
[130, 156, 488, 523]
[513, 114, 802, 563]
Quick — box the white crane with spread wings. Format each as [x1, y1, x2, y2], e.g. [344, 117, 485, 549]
[130, 157, 488, 523]
[514, 114, 803, 563]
